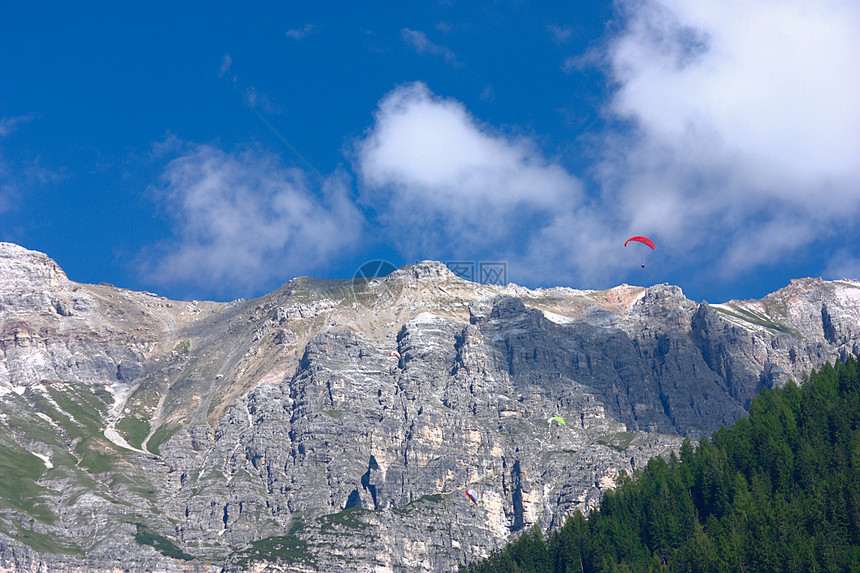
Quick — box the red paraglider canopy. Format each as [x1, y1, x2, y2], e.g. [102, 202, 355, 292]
[625, 236, 656, 250]
[465, 489, 478, 505]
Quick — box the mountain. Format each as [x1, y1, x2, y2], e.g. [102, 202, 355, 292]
[1, 242, 859, 572]
[460, 357, 860, 573]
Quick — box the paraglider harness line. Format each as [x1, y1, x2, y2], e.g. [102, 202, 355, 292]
[624, 236, 655, 268]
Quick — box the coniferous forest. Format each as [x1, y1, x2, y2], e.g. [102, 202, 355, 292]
[460, 357, 860, 573]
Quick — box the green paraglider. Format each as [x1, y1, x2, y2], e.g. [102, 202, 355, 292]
[547, 416, 566, 426]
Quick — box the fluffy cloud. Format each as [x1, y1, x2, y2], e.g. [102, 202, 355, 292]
[142, 143, 361, 296]
[599, 0, 860, 275]
[355, 1, 859, 290]
[355, 82, 587, 262]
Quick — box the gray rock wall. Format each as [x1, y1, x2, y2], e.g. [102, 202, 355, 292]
[2, 242, 860, 572]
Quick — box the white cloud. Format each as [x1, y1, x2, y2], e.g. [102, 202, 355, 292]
[598, 0, 860, 274]
[517, 206, 630, 287]
[0, 116, 61, 219]
[0, 119, 24, 214]
[142, 143, 362, 296]
[242, 87, 280, 115]
[401, 29, 461, 66]
[357, 1, 860, 290]
[822, 248, 860, 282]
[547, 23, 574, 44]
[0, 114, 35, 137]
[285, 24, 317, 40]
[0, 157, 17, 215]
[218, 54, 232, 77]
[354, 82, 592, 269]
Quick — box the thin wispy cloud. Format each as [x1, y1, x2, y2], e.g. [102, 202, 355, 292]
[217, 53, 238, 87]
[141, 143, 362, 296]
[547, 23, 574, 44]
[285, 24, 317, 40]
[243, 87, 281, 115]
[823, 249, 860, 283]
[0, 116, 62, 219]
[0, 117, 25, 214]
[401, 29, 461, 67]
[218, 54, 232, 77]
[0, 157, 18, 216]
[0, 114, 35, 137]
[0, 156, 63, 218]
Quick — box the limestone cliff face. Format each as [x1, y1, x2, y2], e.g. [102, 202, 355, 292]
[2, 242, 860, 572]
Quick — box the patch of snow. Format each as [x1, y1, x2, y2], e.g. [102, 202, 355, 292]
[542, 310, 574, 325]
[29, 385, 88, 429]
[413, 312, 441, 323]
[244, 401, 254, 428]
[711, 303, 775, 334]
[103, 427, 149, 455]
[104, 381, 143, 451]
[835, 282, 860, 305]
[31, 451, 52, 469]
[502, 284, 595, 298]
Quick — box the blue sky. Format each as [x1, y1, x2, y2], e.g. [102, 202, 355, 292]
[2, 1, 859, 303]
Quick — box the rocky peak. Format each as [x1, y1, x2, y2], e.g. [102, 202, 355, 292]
[0, 242, 69, 287]
[396, 260, 459, 282]
[0, 242, 71, 315]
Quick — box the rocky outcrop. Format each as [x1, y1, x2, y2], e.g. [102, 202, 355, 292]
[1, 242, 860, 572]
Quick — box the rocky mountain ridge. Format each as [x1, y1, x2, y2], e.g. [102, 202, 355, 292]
[1, 242, 859, 572]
